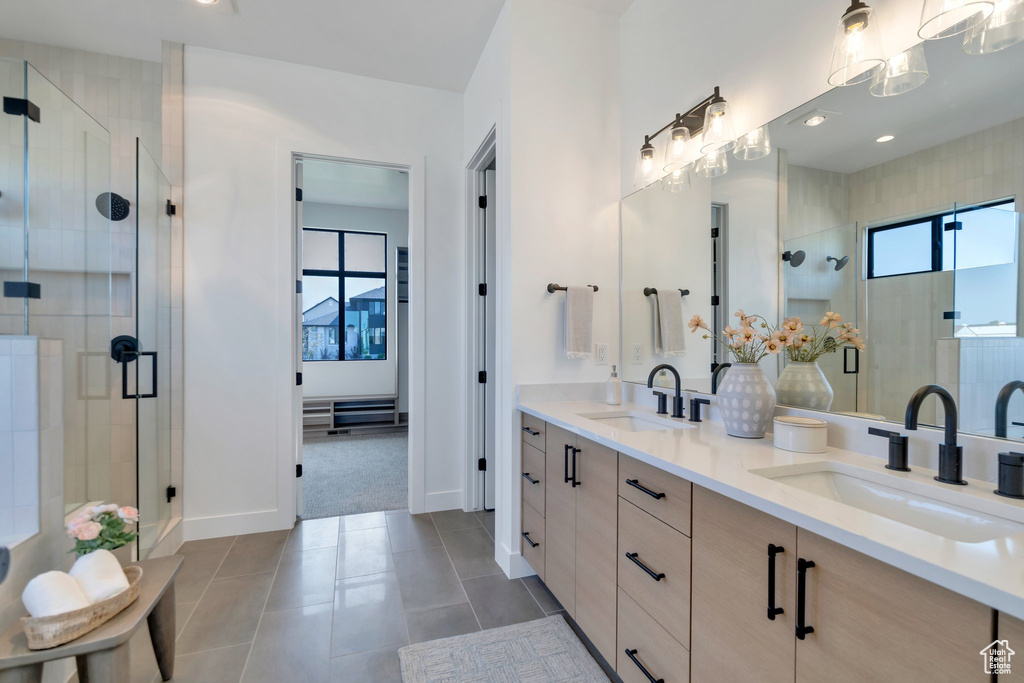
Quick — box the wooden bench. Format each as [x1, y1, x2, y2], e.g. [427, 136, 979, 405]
[0, 555, 183, 683]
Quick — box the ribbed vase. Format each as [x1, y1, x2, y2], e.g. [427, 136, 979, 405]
[775, 361, 834, 411]
[715, 363, 776, 439]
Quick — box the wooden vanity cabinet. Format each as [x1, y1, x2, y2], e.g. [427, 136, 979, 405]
[691, 485, 993, 683]
[543, 424, 577, 616]
[998, 613, 1024, 681]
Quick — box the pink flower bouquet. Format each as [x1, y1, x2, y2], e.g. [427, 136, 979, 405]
[66, 503, 139, 557]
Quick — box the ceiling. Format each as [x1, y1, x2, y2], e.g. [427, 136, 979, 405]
[771, 37, 1024, 174]
[0, 0, 505, 92]
[302, 160, 409, 210]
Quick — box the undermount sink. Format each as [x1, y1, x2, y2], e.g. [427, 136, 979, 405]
[578, 411, 693, 433]
[750, 461, 1024, 543]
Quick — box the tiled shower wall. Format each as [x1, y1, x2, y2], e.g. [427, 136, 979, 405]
[937, 337, 1024, 437]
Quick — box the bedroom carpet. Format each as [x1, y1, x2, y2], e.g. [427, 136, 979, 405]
[301, 432, 408, 518]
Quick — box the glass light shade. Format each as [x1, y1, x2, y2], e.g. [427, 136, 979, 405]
[733, 126, 772, 161]
[869, 44, 929, 97]
[963, 0, 1024, 52]
[663, 123, 693, 172]
[700, 100, 736, 154]
[633, 139, 662, 189]
[697, 148, 729, 178]
[828, 3, 886, 86]
[918, 0, 994, 39]
[662, 165, 692, 193]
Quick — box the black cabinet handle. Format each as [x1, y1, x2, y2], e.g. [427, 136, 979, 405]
[522, 472, 539, 485]
[796, 558, 815, 639]
[563, 444, 570, 484]
[522, 426, 540, 436]
[626, 478, 665, 500]
[571, 446, 581, 487]
[624, 649, 664, 683]
[625, 552, 665, 581]
[521, 532, 539, 548]
[767, 544, 784, 620]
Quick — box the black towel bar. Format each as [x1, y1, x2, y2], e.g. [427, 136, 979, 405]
[547, 283, 598, 293]
[643, 287, 690, 297]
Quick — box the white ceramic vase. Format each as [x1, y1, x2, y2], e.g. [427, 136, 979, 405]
[715, 363, 776, 439]
[775, 361, 834, 411]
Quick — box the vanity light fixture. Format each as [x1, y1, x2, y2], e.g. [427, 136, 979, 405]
[662, 166, 692, 193]
[919, 0, 994, 39]
[697, 147, 729, 178]
[663, 117, 695, 173]
[876, 134, 895, 142]
[828, 1, 887, 86]
[963, 0, 1024, 53]
[700, 88, 737, 154]
[869, 44, 929, 97]
[804, 114, 828, 126]
[733, 125, 772, 161]
[633, 136, 661, 189]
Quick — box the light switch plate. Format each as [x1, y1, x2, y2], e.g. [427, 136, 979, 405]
[595, 343, 608, 365]
[630, 343, 643, 364]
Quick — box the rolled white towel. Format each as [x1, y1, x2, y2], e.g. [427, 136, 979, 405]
[22, 571, 92, 617]
[70, 549, 130, 603]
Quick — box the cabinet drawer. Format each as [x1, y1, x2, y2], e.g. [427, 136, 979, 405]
[618, 498, 691, 648]
[521, 500, 545, 581]
[521, 413, 546, 452]
[619, 454, 691, 535]
[617, 588, 689, 683]
[521, 442, 545, 516]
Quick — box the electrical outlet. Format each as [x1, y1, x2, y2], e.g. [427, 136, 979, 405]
[630, 343, 643, 364]
[595, 343, 608, 365]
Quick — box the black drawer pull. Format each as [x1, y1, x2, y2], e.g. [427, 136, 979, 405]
[571, 446, 581, 487]
[624, 649, 664, 683]
[767, 543, 784, 620]
[522, 472, 539, 484]
[563, 444, 571, 484]
[625, 552, 665, 581]
[796, 558, 815, 639]
[626, 478, 665, 500]
[522, 426, 540, 436]
[521, 532, 539, 548]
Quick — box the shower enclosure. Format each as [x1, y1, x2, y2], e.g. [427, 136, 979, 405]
[0, 59, 173, 559]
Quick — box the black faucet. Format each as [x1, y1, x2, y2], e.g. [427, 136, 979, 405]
[689, 397, 710, 423]
[904, 384, 966, 485]
[711, 363, 731, 394]
[647, 364, 685, 419]
[994, 380, 1024, 438]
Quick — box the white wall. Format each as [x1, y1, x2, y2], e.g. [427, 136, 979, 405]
[183, 46, 465, 538]
[301, 202, 409, 401]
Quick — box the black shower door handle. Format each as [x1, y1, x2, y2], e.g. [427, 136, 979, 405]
[121, 350, 158, 399]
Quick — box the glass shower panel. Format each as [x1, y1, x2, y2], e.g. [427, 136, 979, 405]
[23, 64, 113, 515]
[135, 140, 172, 559]
[0, 59, 28, 336]
[781, 222, 859, 413]
[948, 202, 1022, 437]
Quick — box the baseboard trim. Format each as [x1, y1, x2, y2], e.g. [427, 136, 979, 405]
[423, 489, 463, 514]
[496, 539, 537, 580]
[184, 509, 292, 541]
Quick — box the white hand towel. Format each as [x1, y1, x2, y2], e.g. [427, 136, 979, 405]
[70, 549, 130, 603]
[22, 571, 92, 617]
[654, 288, 686, 357]
[564, 286, 594, 359]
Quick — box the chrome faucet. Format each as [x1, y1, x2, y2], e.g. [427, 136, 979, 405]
[711, 363, 731, 395]
[904, 384, 966, 485]
[647, 364, 684, 419]
[994, 380, 1024, 438]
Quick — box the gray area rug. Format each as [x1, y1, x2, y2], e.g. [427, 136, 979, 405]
[399, 615, 609, 682]
[301, 432, 408, 519]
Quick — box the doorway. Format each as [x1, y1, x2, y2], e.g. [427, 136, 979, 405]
[294, 155, 412, 519]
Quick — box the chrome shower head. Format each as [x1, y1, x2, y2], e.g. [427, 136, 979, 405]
[782, 250, 806, 267]
[827, 255, 850, 271]
[96, 192, 130, 222]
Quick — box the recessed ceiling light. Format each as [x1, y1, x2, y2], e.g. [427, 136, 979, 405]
[803, 115, 827, 127]
[194, 0, 219, 4]
[876, 134, 895, 143]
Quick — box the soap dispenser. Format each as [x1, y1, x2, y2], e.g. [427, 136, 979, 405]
[606, 365, 622, 405]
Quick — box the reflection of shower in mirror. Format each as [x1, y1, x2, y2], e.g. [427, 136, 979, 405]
[782, 250, 806, 267]
[827, 255, 850, 271]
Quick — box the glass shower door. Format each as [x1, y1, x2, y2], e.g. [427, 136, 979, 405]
[135, 140, 172, 558]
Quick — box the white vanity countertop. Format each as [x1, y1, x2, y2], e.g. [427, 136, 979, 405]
[517, 397, 1024, 619]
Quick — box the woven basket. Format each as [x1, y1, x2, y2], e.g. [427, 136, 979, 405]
[21, 566, 143, 650]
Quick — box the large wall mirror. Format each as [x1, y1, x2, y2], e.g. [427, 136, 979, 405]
[621, 34, 1024, 440]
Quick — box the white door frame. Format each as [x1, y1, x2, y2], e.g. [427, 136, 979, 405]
[464, 129, 497, 512]
[277, 141, 427, 526]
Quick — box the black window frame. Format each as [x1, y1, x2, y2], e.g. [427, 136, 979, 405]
[301, 227, 388, 362]
[867, 198, 1015, 280]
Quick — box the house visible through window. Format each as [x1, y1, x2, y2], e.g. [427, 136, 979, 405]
[301, 228, 387, 361]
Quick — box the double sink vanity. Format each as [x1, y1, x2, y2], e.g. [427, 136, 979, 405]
[517, 393, 1024, 682]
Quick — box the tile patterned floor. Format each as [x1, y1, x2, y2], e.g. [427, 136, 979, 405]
[119, 509, 566, 683]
